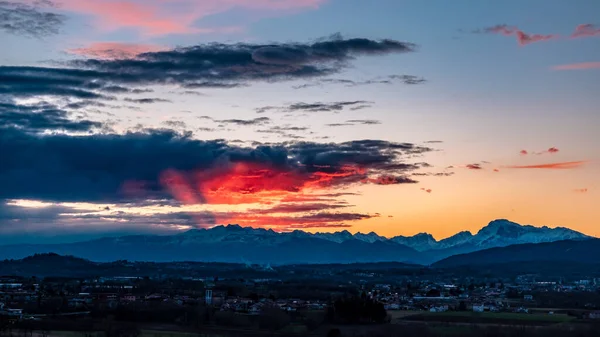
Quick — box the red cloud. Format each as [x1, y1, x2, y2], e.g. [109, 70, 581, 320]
[159, 162, 416, 206]
[552, 62, 600, 71]
[420, 188, 432, 193]
[520, 150, 528, 155]
[547, 147, 559, 153]
[504, 161, 586, 169]
[493, 169, 500, 172]
[485, 25, 558, 46]
[67, 42, 167, 59]
[571, 24, 600, 38]
[49, 0, 323, 36]
[574, 188, 588, 193]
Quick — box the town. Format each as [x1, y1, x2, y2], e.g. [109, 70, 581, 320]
[1, 254, 599, 336]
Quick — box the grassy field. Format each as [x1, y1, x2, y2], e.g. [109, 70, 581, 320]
[398, 310, 574, 326]
[389, 310, 424, 320]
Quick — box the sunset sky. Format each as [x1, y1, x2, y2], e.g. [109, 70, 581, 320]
[1, 0, 599, 244]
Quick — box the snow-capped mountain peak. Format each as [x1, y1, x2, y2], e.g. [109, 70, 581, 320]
[173, 220, 590, 252]
[353, 231, 387, 243]
[472, 219, 589, 247]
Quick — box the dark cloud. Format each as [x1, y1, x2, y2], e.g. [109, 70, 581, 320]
[292, 74, 426, 89]
[102, 86, 153, 94]
[0, 0, 65, 38]
[162, 120, 187, 128]
[2, 35, 417, 103]
[465, 164, 483, 170]
[0, 66, 134, 101]
[124, 98, 172, 104]
[424, 140, 443, 144]
[256, 101, 372, 113]
[256, 125, 310, 137]
[215, 117, 271, 126]
[0, 101, 106, 133]
[182, 82, 244, 89]
[179, 91, 206, 96]
[68, 34, 415, 88]
[63, 100, 108, 110]
[325, 119, 381, 127]
[412, 172, 454, 177]
[0, 127, 433, 203]
[346, 119, 381, 125]
[197, 127, 217, 132]
[325, 123, 353, 127]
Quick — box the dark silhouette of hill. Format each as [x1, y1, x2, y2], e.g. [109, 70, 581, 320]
[433, 239, 600, 268]
[0, 237, 420, 264]
[0, 253, 422, 278]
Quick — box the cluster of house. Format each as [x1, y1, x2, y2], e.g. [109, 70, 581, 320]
[2, 275, 600, 321]
[0, 276, 329, 321]
[219, 298, 327, 314]
[365, 278, 600, 317]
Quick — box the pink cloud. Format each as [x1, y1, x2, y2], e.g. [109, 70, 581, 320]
[574, 188, 588, 193]
[50, 0, 324, 36]
[67, 42, 168, 59]
[420, 188, 432, 193]
[552, 62, 600, 71]
[484, 25, 558, 46]
[493, 169, 500, 172]
[571, 24, 600, 38]
[520, 150, 528, 155]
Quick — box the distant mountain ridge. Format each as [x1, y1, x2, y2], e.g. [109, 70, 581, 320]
[0, 219, 591, 264]
[433, 238, 600, 268]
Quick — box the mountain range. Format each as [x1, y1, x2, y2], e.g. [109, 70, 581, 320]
[0, 219, 591, 264]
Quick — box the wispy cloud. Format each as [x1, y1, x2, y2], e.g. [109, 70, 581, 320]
[215, 117, 271, 126]
[124, 98, 172, 104]
[552, 62, 600, 71]
[0, 100, 106, 133]
[292, 74, 425, 89]
[574, 188, 588, 193]
[0, 0, 65, 38]
[571, 24, 600, 38]
[420, 188, 432, 193]
[504, 161, 586, 169]
[476, 24, 558, 46]
[256, 101, 373, 114]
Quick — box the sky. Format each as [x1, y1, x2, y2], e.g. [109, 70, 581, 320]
[1, 0, 599, 244]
